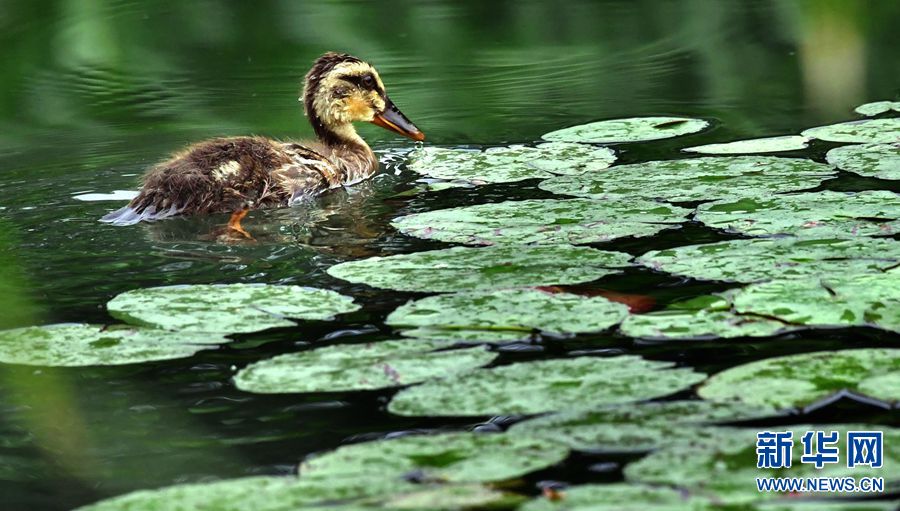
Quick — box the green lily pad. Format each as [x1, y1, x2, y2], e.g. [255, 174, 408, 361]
[683, 135, 810, 154]
[542, 117, 709, 143]
[392, 198, 690, 245]
[732, 272, 900, 333]
[619, 295, 793, 341]
[396, 327, 532, 344]
[0, 324, 225, 367]
[695, 191, 899, 237]
[510, 400, 777, 453]
[107, 284, 359, 334]
[520, 483, 711, 511]
[373, 483, 524, 510]
[299, 432, 569, 483]
[826, 142, 900, 180]
[539, 156, 834, 203]
[233, 340, 497, 394]
[386, 289, 629, 341]
[327, 245, 632, 293]
[855, 100, 900, 116]
[388, 356, 706, 417]
[802, 118, 900, 143]
[406, 142, 616, 184]
[625, 426, 900, 504]
[638, 237, 900, 283]
[698, 349, 900, 409]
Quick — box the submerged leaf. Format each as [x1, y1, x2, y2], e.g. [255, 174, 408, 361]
[683, 135, 810, 154]
[698, 349, 900, 409]
[0, 324, 225, 367]
[327, 245, 632, 293]
[108, 284, 359, 334]
[802, 118, 900, 144]
[233, 340, 497, 393]
[392, 198, 690, 245]
[539, 156, 834, 202]
[696, 191, 899, 237]
[826, 142, 900, 180]
[388, 356, 706, 416]
[855, 100, 900, 117]
[542, 117, 709, 143]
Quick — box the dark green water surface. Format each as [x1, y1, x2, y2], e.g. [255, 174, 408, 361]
[0, 1, 898, 509]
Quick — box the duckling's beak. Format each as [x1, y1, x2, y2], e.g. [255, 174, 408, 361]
[372, 97, 425, 141]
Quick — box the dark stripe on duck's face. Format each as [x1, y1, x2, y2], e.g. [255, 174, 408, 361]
[339, 73, 382, 94]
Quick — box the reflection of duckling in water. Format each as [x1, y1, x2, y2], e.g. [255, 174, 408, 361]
[101, 52, 424, 239]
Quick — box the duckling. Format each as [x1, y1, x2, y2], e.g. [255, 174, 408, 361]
[101, 52, 424, 237]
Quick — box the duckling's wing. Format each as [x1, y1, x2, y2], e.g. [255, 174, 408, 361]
[100, 202, 183, 225]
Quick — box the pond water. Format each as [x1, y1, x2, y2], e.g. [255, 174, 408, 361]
[0, 1, 898, 509]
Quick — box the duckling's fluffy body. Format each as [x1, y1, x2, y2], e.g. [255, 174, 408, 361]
[103, 52, 421, 225]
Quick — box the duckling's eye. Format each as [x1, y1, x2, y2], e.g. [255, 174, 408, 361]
[361, 75, 375, 88]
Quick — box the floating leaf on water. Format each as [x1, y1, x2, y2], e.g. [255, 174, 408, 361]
[638, 237, 900, 283]
[510, 400, 777, 453]
[0, 324, 225, 367]
[695, 191, 899, 238]
[373, 483, 524, 510]
[732, 272, 900, 333]
[392, 198, 690, 245]
[801, 118, 900, 144]
[624, 425, 900, 504]
[396, 327, 532, 344]
[386, 288, 629, 341]
[327, 245, 632, 293]
[107, 284, 360, 334]
[233, 340, 497, 394]
[388, 356, 706, 417]
[698, 349, 900, 409]
[619, 294, 794, 340]
[539, 156, 835, 202]
[826, 142, 900, 180]
[683, 135, 810, 154]
[542, 117, 709, 143]
[299, 432, 569, 483]
[406, 142, 616, 184]
[855, 100, 900, 117]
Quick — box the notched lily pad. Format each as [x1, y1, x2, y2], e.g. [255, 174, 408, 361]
[406, 142, 616, 184]
[299, 432, 569, 484]
[638, 237, 900, 283]
[520, 483, 711, 511]
[802, 118, 900, 144]
[327, 245, 633, 293]
[386, 288, 629, 341]
[0, 323, 225, 367]
[855, 100, 900, 117]
[388, 356, 706, 416]
[698, 348, 900, 409]
[233, 340, 497, 394]
[542, 117, 709, 143]
[826, 142, 900, 180]
[683, 135, 810, 154]
[392, 198, 690, 245]
[107, 284, 360, 334]
[539, 156, 835, 203]
[696, 191, 899, 238]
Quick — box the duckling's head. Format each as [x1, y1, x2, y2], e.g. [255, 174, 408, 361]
[303, 52, 424, 145]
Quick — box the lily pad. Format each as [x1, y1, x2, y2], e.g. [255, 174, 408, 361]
[802, 118, 900, 143]
[299, 432, 569, 483]
[392, 198, 690, 245]
[698, 349, 900, 409]
[107, 284, 359, 334]
[388, 356, 706, 416]
[395, 327, 532, 344]
[855, 100, 900, 116]
[233, 340, 497, 394]
[510, 400, 777, 452]
[619, 295, 793, 341]
[542, 117, 709, 143]
[625, 425, 900, 504]
[695, 191, 899, 237]
[327, 245, 632, 293]
[0, 324, 225, 367]
[732, 272, 900, 333]
[826, 142, 900, 180]
[386, 289, 629, 341]
[406, 142, 616, 184]
[520, 483, 711, 511]
[638, 237, 900, 283]
[683, 135, 810, 154]
[539, 156, 834, 203]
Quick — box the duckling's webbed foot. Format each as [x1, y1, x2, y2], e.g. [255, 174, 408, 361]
[226, 208, 253, 240]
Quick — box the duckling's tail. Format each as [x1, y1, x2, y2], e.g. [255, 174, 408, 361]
[100, 203, 183, 225]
